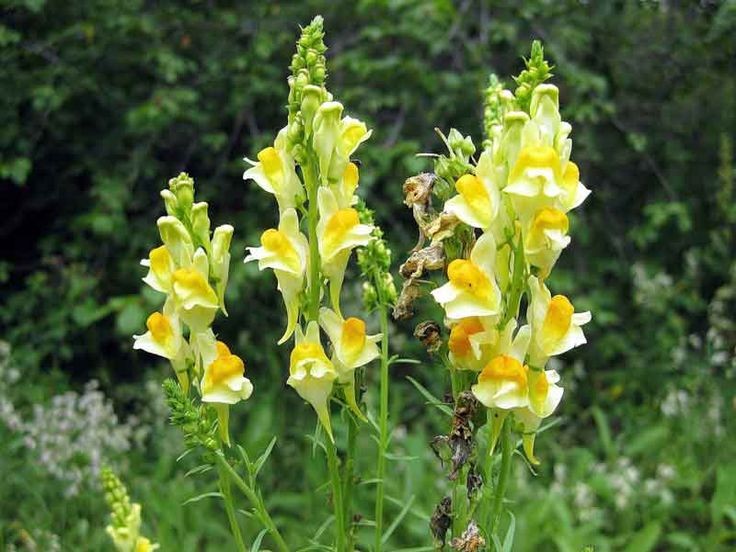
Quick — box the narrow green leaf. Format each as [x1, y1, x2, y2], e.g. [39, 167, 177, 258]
[254, 436, 278, 478]
[502, 511, 516, 552]
[382, 495, 415, 544]
[406, 376, 452, 417]
[182, 491, 223, 506]
[250, 529, 268, 552]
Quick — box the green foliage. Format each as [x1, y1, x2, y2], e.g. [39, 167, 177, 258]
[1, 0, 735, 549]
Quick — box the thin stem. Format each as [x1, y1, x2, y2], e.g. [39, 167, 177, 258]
[218, 464, 247, 552]
[490, 417, 513, 531]
[501, 232, 526, 327]
[304, 154, 349, 548]
[374, 300, 390, 551]
[326, 436, 347, 551]
[303, 160, 321, 321]
[214, 454, 289, 552]
[343, 386, 360, 550]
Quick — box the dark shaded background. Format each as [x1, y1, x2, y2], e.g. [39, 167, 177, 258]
[1, 1, 735, 549]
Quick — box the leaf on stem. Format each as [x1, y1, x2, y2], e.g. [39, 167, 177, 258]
[406, 376, 452, 417]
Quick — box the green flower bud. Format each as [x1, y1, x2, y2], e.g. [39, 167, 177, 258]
[301, 85, 323, 138]
[160, 189, 178, 217]
[168, 172, 195, 214]
[157, 216, 194, 266]
[190, 202, 211, 252]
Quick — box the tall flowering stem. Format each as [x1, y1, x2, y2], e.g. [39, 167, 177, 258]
[397, 41, 592, 545]
[244, 16, 387, 550]
[131, 173, 287, 549]
[356, 205, 397, 550]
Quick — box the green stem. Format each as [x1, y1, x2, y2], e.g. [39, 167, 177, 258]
[303, 160, 322, 321]
[304, 156, 349, 548]
[490, 418, 513, 532]
[374, 300, 390, 551]
[343, 383, 360, 549]
[502, 234, 526, 327]
[326, 436, 347, 551]
[214, 454, 289, 552]
[218, 464, 247, 552]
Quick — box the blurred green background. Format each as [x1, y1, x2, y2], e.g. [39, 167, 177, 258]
[1, 0, 735, 550]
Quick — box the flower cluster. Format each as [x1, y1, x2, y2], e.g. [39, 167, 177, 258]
[244, 16, 380, 439]
[133, 173, 251, 444]
[101, 467, 158, 552]
[418, 42, 591, 465]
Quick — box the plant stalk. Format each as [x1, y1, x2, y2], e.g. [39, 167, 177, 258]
[214, 454, 289, 552]
[326, 435, 347, 551]
[374, 297, 390, 551]
[218, 465, 247, 552]
[490, 417, 512, 532]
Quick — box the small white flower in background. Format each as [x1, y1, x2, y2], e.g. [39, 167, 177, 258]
[0, 364, 135, 497]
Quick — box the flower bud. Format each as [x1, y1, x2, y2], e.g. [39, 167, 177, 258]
[160, 189, 178, 217]
[168, 172, 195, 214]
[301, 85, 323, 138]
[190, 202, 211, 251]
[157, 216, 193, 266]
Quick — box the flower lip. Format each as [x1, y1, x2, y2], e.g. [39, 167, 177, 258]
[447, 259, 493, 299]
[146, 312, 172, 344]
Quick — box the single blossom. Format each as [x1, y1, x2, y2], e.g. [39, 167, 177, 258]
[471, 324, 531, 410]
[170, 248, 220, 332]
[312, 101, 372, 183]
[316, 187, 373, 312]
[286, 322, 338, 440]
[431, 232, 502, 319]
[527, 275, 591, 365]
[319, 308, 381, 419]
[133, 301, 183, 361]
[243, 139, 302, 213]
[245, 208, 309, 344]
[523, 207, 571, 277]
[201, 341, 254, 405]
[444, 150, 501, 230]
[141, 244, 175, 294]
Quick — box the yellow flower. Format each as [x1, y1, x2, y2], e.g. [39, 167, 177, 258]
[171, 248, 220, 332]
[245, 208, 309, 344]
[319, 308, 381, 370]
[527, 276, 591, 365]
[444, 150, 501, 230]
[505, 144, 563, 207]
[431, 232, 502, 319]
[313, 101, 372, 183]
[287, 322, 338, 440]
[503, 85, 590, 220]
[448, 317, 491, 372]
[243, 139, 302, 212]
[210, 224, 233, 315]
[558, 159, 591, 213]
[523, 207, 571, 277]
[330, 161, 360, 209]
[316, 187, 373, 312]
[133, 302, 182, 361]
[201, 341, 253, 405]
[134, 537, 159, 552]
[514, 367, 564, 466]
[471, 324, 531, 410]
[528, 369, 563, 419]
[141, 245, 175, 294]
[319, 308, 381, 420]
